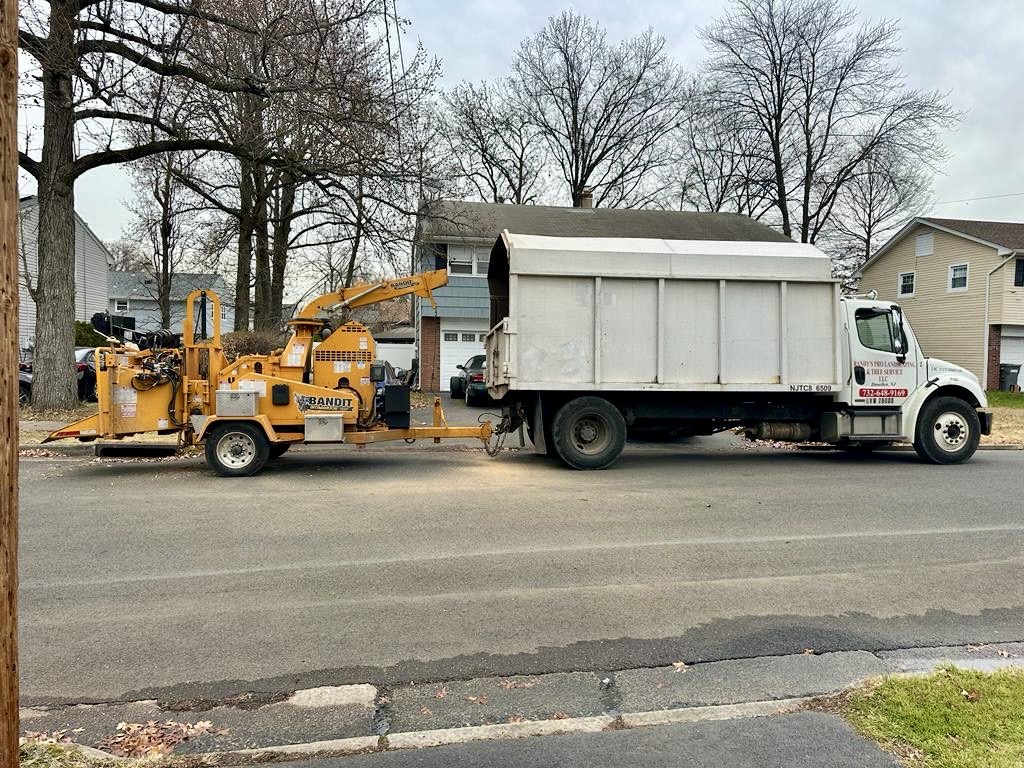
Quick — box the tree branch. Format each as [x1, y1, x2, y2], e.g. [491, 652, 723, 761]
[18, 152, 41, 179]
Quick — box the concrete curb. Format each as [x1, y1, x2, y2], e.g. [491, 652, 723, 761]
[220, 701, 808, 759]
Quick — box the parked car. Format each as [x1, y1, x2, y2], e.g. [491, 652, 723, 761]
[18, 369, 32, 406]
[449, 354, 489, 406]
[17, 349, 98, 402]
[75, 347, 98, 401]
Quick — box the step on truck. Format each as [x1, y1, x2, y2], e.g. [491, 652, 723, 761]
[485, 232, 992, 469]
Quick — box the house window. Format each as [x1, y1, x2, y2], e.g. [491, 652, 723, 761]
[1015, 259, 1024, 287]
[114, 299, 129, 312]
[948, 264, 969, 292]
[221, 305, 228, 321]
[898, 271, 915, 297]
[446, 245, 488, 276]
[915, 232, 933, 257]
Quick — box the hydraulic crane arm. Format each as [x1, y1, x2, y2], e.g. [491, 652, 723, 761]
[296, 269, 449, 319]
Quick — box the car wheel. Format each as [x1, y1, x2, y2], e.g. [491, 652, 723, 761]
[19, 383, 30, 407]
[913, 396, 980, 464]
[551, 396, 626, 470]
[450, 379, 463, 399]
[205, 422, 270, 477]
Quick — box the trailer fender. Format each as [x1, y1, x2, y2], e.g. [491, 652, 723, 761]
[194, 414, 280, 444]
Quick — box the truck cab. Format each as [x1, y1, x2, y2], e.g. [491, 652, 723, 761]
[831, 295, 990, 461]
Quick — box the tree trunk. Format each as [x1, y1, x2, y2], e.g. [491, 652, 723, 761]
[33, 0, 78, 409]
[251, 164, 270, 329]
[270, 175, 295, 323]
[344, 177, 365, 288]
[234, 160, 254, 331]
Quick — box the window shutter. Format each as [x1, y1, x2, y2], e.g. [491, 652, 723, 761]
[915, 232, 933, 257]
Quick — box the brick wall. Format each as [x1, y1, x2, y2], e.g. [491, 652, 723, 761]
[987, 324, 1001, 390]
[420, 316, 440, 392]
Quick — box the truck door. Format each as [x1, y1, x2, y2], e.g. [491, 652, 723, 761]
[848, 305, 918, 407]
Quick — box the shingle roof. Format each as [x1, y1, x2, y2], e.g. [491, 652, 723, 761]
[110, 271, 228, 301]
[418, 200, 790, 243]
[920, 217, 1024, 251]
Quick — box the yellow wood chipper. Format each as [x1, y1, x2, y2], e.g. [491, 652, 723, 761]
[45, 269, 497, 475]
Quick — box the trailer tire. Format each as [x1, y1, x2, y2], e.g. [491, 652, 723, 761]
[913, 396, 980, 464]
[205, 422, 270, 477]
[552, 397, 626, 470]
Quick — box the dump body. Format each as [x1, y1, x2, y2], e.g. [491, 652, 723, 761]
[486, 233, 842, 399]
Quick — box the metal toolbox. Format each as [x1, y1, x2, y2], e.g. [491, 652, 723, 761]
[304, 413, 345, 442]
[215, 389, 258, 417]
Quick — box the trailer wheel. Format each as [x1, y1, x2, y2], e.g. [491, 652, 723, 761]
[205, 422, 270, 477]
[913, 396, 980, 464]
[552, 397, 626, 470]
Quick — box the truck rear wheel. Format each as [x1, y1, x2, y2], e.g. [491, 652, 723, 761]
[913, 396, 980, 464]
[205, 422, 270, 477]
[551, 397, 626, 470]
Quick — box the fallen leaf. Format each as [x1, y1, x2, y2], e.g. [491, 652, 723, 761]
[960, 689, 981, 702]
[434, 686, 448, 699]
[802, 649, 816, 655]
[507, 715, 528, 724]
[500, 678, 537, 690]
[550, 712, 569, 720]
[464, 695, 489, 705]
[420, 706, 432, 716]
[671, 661, 689, 673]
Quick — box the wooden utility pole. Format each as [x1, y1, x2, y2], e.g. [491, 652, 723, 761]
[0, 0, 19, 756]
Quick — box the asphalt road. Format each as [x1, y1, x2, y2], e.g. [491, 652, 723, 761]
[18, 436, 1024, 703]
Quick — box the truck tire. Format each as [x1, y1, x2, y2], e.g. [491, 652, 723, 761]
[205, 422, 270, 477]
[551, 397, 626, 470]
[913, 396, 980, 464]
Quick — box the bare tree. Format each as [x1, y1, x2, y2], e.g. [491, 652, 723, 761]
[104, 238, 149, 271]
[125, 150, 202, 328]
[702, 0, 955, 245]
[16, 0, 283, 407]
[511, 11, 689, 208]
[830, 148, 931, 281]
[442, 81, 547, 205]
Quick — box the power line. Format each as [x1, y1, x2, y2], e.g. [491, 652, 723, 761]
[931, 191, 1024, 206]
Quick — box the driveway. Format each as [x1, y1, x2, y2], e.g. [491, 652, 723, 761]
[18, 441, 1024, 703]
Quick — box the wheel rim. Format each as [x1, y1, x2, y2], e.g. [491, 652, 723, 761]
[216, 431, 257, 469]
[933, 411, 970, 452]
[572, 413, 611, 456]
[19, 389, 28, 406]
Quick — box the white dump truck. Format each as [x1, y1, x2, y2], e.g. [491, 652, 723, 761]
[485, 232, 991, 469]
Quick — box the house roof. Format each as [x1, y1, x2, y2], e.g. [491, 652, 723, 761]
[110, 271, 229, 301]
[857, 216, 1024, 275]
[919, 217, 1024, 251]
[418, 200, 790, 244]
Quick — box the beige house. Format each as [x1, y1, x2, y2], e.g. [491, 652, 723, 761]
[857, 217, 1024, 389]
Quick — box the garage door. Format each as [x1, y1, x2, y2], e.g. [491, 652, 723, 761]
[440, 320, 489, 390]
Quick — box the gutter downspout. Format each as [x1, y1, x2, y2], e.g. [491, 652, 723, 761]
[983, 250, 1018, 389]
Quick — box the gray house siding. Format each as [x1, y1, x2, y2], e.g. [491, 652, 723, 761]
[18, 197, 112, 351]
[109, 272, 235, 334]
[416, 246, 489, 320]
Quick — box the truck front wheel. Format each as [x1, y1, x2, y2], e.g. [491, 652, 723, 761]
[205, 422, 270, 477]
[552, 397, 626, 470]
[913, 396, 980, 464]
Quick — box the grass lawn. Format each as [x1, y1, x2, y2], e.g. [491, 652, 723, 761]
[986, 390, 1024, 409]
[19, 743, 118, 768]
[841, 666, 1024, 768]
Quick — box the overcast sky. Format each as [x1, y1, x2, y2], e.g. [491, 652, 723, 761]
[30, 0, 1024, 242]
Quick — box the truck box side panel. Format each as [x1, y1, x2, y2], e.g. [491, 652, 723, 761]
[599, 278, 658, 383]
[519, 275, 595, 383]
[786, 282, 837, 383]
[662, 280, 719, 384]
[723, 282, 781, 383]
